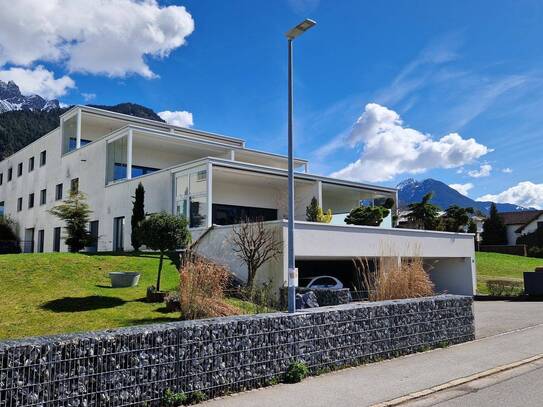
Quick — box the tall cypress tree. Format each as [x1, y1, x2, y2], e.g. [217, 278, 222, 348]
[131, 183, 145, 251]
[481, 203, 507, 245]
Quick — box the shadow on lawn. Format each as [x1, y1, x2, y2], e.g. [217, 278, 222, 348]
[41, 296, 126, 312]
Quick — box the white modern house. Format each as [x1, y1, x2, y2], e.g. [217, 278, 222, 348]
[0, 105, 476, 295]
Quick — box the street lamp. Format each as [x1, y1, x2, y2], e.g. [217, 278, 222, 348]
[285, 19, 316, 313]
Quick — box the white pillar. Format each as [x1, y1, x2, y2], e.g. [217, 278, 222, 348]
[229, 149, 235, 161]
[76, 109, 82, 149]
[126, 129, 133, 180]
[206, 162, 213, 227]
[316, 180, 323, 206]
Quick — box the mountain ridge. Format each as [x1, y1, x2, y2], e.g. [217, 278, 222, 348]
[397, 178, 529, 215]
[0, 81, 165, 160]
[0, 80, 60, 113]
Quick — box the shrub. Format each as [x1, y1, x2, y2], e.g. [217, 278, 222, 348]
[345, 206, 390, 226]
[481, 203, 507, 245]
[517, 227, 543, 256]
[0, 216, 21, 254]
[284, 361, 309, 383]
[486, 279, 524, 297]
[528, 246, 543, 258]
[163, 389, 187, 406]
[187, 391, 207, 405]
[48, 191, 95, 252]
[139, 212, 191, 291]
[131, 182, 145, 251]
[306, 197, 333, 223]
[164, 291, 181, 312]
[354, 255, 434, 301]
[179, 255, 240, 319]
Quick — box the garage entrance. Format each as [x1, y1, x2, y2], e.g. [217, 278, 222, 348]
[295, 258, 377, 291]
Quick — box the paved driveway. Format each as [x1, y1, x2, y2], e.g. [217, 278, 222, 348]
[474, 300, 543, 338]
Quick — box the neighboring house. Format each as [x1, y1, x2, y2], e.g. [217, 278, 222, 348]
[0, 105, 476, 295]
[499, 210, 543, 245]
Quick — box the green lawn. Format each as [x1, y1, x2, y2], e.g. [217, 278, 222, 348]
[0, 252, 252, 340]
[476, 252, 543, 294]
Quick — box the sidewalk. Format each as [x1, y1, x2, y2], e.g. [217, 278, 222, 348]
[204, 303, 543, 407]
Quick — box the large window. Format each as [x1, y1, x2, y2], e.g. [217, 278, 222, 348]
[17, 163, 22, 177]
[28, 157, 34, 172]
[62, 115, 78, 153]
[68, 138, 91, 151]
[212, 204, 277, 226]
[113, 163, 158, 181]
[175, 166, 208, 228]
[106, 136, 127, 183]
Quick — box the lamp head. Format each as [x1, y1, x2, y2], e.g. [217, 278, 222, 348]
[285, 19, 317, 40]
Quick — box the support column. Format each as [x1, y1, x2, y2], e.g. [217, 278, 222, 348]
[76, 109, 82, 149]
[229, 149, 235, 161]
[206, 162, 213, 227]
[316, 180, 323, 206]
[126, 129, 133, 180]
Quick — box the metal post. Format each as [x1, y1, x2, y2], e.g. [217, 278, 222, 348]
[287, 38, 297, 313]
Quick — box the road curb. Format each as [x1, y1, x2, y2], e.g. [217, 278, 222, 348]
[371, 353, 543, 407]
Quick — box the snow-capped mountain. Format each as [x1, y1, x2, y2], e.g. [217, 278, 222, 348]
[0, 80, 60, 113]
[397, 178, 530, 215]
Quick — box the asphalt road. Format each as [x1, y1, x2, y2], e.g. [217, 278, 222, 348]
[203, 301, 543, 407]
[403, 358, 543, 407]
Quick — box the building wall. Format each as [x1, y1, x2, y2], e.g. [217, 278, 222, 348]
[505, 224, 523, 245]
[521, 214, 543, 236]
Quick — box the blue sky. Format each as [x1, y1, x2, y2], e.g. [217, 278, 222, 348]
[0, 0, 542, 208]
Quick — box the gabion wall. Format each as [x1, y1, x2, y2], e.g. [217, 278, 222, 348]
[280, 287, 353, 307]
[0, 295, 474, 407]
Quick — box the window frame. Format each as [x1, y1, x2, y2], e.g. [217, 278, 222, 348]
[40, 150, 47, 167]
[40, 189, 47, 206]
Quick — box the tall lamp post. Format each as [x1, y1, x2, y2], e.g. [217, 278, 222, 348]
[285, 19, 316, 313]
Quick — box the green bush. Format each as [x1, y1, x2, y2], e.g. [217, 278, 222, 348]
[528, 246, 543, 258]
[486, 279, 524, 297]
[162, 389, 187, 406]
[139, 212, 191, 291]
[344, 206, 390, 226]
[284, 361, 309, 383]
[187, 391, 207, 405]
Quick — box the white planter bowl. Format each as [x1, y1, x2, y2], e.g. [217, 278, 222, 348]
[109, 272, 141, 288]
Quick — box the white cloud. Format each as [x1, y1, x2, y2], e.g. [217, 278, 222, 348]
[477, 181, 543, 209]
[449, 183, 474, 196]
[330, 103, 490, 182]
[158, 110, 193, 128]
[502, 167, 513, 173]
[0, 0, 194, 78]
[0, 66, 75, 99]
[467, 164, 492, 178]
[81, 92, 96, 102]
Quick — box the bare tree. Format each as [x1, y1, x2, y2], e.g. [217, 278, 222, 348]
[230, 219, 282, 288]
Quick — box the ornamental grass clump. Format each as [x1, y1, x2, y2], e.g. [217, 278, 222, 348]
[179, 255, 239, 319]
[355, 253, 434, 301]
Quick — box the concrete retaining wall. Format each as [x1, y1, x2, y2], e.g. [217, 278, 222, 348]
[0, 295, 474, 406]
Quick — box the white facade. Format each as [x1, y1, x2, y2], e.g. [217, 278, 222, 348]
[0, 105, 476, 295]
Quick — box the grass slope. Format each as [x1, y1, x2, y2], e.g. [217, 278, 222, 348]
[476, 252, 543, 294]
[0, 252, 250, 340]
